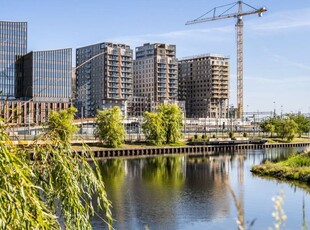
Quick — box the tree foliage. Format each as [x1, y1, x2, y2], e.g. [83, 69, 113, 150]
[0, 120, 58, 229]
[94, 106, 125, 148]
[260, 116, 301, 141]
[46, 106, 78, 142]
[260, 120, 276, 137]
[287, 113, 310, 137]
[0, 107, 113, 229]
[277, 119, 298, 142]
[142, 112, 165, 145]
[158, 104, 183, 144]
[142, 103, 183, 145]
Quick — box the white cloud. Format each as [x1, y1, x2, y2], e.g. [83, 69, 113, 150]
[245, 75, 310, 84]
[268, 53, 310, 71]
[108, 26, 233, 49]
[248, 8, 310, 31]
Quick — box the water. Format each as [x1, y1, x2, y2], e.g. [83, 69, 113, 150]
[92, 147, 310, 230]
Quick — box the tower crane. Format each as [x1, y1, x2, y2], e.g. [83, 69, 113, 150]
[186, 1, 267, 119]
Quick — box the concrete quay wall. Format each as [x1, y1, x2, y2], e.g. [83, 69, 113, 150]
[83, 142, 310, 159]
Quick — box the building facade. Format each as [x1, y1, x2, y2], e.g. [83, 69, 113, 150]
[0, 100, 69, 125]
[0, 21, 27, 99]
[75, 42, 133, 117]
[178, 54, 229, 118]
[133, 43, 178, 111]
[17, 48, 72, 103]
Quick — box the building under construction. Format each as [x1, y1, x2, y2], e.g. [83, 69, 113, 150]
[178, 54, 229, 118]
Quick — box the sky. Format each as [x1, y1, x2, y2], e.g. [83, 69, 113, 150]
[1, 0, 309, 114]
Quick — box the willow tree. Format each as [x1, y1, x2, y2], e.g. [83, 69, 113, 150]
[0, 107, 113, 229]
[143, 104, 183, 145]
[94, 106, 125, 148]
[0, 120, 58, 229]
[142, 111, 165, 145]
[158, 103, 183, 144]
[32, 107, 113, 229]
[46, 106, 78, 142]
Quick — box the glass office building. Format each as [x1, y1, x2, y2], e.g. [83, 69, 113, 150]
[19, 48, 72, 102]
[0, 21, 27, 99]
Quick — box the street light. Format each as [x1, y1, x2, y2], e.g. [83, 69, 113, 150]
[273, 101, 276, 117]
[281, 105, 283, 118]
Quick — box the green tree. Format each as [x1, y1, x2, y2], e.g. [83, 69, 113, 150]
[142, 111, 165, 145]
[94, 106, 125, 148]
[0, 107, 113, 229]
[46, 106, 78, 142]
[260, 118, 279, 137]
[287, 113, 310, 137]
[277, 118, 298, 142]
[33, 107, 113, 229]
[158, 103, 183, 144]
[0, 120, 58, 229]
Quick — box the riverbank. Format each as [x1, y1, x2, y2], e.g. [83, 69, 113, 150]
[74, 142, 310, 159]
[251, 149, 310, 183]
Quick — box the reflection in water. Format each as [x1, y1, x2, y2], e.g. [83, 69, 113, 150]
[142, 157, 185, 187]
[97, 159, 126, 228]
[93, 147, 310, 230]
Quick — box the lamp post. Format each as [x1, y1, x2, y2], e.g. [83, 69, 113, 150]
[281, 105, 283, 118]
[273, 101, 276, 117]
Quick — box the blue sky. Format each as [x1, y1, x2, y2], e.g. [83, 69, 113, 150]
[1, 0, 309, 114]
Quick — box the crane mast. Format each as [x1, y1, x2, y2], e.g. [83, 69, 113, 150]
[236, 1, 243, 119]
[186, 1, 267, 119]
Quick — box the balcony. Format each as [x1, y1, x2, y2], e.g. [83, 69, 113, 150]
[108, 84, 119, 88]
[108, 67, 118, 71]
[108, 61, 118, 66]
[122, 62, 132, 67]
[108, 55, 118, 61]
[108, 78, 118, 83]
[108, 51, 120, 56]
[122, 84, 132, 89]
[123, 51, 133, 57]
[122, 57, 132, 61]
[121, 77, 132, 82]
[121, 68, 132, 73]
[158, 69, 166, 73]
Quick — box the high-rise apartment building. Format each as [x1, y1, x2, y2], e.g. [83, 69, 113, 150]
[178, 54, 229, 118]
[133, 43, 178, 109]
[0, 21, 27, 99]
[76, 42, 133, 117]
[17, 48, 72, 103]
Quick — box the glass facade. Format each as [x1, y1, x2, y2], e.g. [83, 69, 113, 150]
[0, 21, 27, 99]
[21, 49, 72, 102]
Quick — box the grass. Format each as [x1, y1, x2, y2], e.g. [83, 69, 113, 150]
[265, 136, 310, 143]
[251, 149, 310, 183]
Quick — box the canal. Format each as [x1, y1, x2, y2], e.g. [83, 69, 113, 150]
[92, 147, 310, 229]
